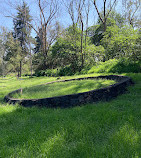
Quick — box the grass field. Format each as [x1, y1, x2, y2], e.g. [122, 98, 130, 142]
[11, 79, 116, 99]
[0, 73, 141, 158]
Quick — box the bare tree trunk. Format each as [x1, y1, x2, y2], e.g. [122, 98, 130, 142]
[84, 26, 87, 61]
[29, 41, 33, 77]
[104, 0, 106, 32]
[81, 22, 84, 68]
[18, 70, 20, 78]
[2, 57, 4, 77]
[44, 25, 47, 68]
[19, 60, 22, 77]
[84, 1, 90, 61]
[19, 30, 24, 77]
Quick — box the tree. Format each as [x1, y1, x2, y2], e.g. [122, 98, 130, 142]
[63, 0, 88, 68]
[93, 0, 117, 32]
[13, 1, 32, 77]
[88, 11, 125, 45]
[77, 0, 85, 68]
[85, 44, 105, 65]
[122, 0, 141, 27]
[108, 11, 125, 28]
[84, 0, 90, 61]
[51, 25, 82, 72]
[63, 0, 81, 65]
[0, 27, 7, 77]
[101, 25, 139, 61]
[32, 0, 59, 70]
[4, 33, 22, 76]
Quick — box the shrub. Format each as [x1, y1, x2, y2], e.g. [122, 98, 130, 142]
[34, 65, 77, 77]
[34, 69, 59, 77]
[58, 65, 75, 76]
[88, 58, 141, 74]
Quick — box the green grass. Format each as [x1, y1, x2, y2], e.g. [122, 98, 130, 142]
[88, 59, 141, 74]
[0, 73, 141, 158]
[11, 79, 116, 99]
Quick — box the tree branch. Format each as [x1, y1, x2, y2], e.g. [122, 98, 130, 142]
[38, 0, 46, 24]
[93, 0, 104, 24]
[105, 0, 117, 20]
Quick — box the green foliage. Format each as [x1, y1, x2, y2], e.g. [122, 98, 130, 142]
[58, 65, 75, 76]
[51, 37, 80, 67]
[87, 25, 104, 45]
[34, 65, 77, 77]
[34, 35, 41, 53]
[51, 24, 82, 70]
[4, 33, 22, 73]
[88, 59, 141, 74]
[0, 27, 8, 76]
[35, 57, 141, 77]
[104, 11, 125, 28]
[13, 1, 32, 48]
[77, 65, 91, 75]
[134, 29, 141, 61]
[12, 1, 32, 77]
[1, 9, 140, 77]
[85, 44, 105, 64]
[101, 25, 140, 61]
[66, 24, 82, 41]
[35, 68, 59, 77]
[89, 11, 125, 46]
[88, 18, 117, 46]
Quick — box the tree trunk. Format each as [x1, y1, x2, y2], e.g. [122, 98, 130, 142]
[84, 12, 89, 61]
[2, 56, 4, 78]
[29, 41, 33, 77]
[19, 60, 22, 77]
[81, 22, 84, 68]
[43, 51, 48, 69]
[84, 31, 87, 61]
[42, 25, 48, 69]
[18, 70, 20, 78]
[104, 21, 106, 32]
[104, 1, 106, 32]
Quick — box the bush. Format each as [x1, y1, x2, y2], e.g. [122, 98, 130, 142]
[88, 59, 141, 74]
[77, 65, 92, 75]
[58, 65, 75, 76]
[34, 58, 141, 77]
[101, 25, 140, 61]
[34, 69, 59, 77]
[34, 65, 77, 77]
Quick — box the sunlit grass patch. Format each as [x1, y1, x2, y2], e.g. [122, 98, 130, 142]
[11, 79, 116, 99]
[0, 73, 141, 158]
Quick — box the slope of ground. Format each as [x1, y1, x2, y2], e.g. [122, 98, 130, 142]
[0, 73, 141, 158]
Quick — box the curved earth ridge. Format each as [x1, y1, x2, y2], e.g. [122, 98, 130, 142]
[4, 75, 134, 108]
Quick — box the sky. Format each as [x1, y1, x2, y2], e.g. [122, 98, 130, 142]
[0, 0, 41, 33]
[0, 0, 102, 34]
[0, 0, 132, 37]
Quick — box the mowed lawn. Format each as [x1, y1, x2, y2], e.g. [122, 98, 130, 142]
[0, 73, 141, 158]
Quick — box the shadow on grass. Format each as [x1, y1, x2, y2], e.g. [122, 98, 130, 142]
[12, 79, 114, 99]
[0, 74, 141, 157]
[0, 95, 141, 158]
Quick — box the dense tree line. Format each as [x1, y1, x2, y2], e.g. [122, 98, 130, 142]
[0, 0, 140, 77]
